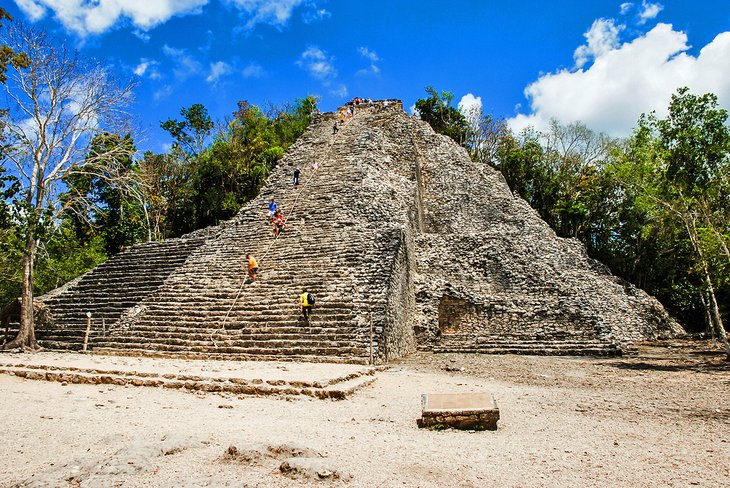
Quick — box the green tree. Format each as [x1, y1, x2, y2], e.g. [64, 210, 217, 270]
[161, 103, 214, 160]
[158, 96, 317, 236]
[415, 86, 469, 145]
[0, 8, 29, 84]
[614, 88, 730, 351]
[652, 88, 730, 350]
[62, 133, 146, 254]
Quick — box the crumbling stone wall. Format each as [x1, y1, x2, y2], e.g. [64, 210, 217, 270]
[389, 113, 684, 353]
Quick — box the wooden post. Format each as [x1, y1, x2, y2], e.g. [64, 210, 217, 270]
[82, 311, 92, 352]
[369, 314, 374, 365]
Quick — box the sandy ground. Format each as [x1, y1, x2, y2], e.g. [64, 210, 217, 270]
[1, 340, 728, 487]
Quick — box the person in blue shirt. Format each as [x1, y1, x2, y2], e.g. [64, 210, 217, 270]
[267, 198, 277, 223]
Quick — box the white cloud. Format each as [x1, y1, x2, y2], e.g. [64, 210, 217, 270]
[356, 47, 380, 76]
[134, 60, 151, 76]
[638, 1, 663, 25]
[15, 0, 325, 35]
[206, 61, 232, 84]
[132, 29, 151, 42]
[13, 0, 47, 21]
[573, 18, 623, 68]
[508, 23, 730, 137]
[162, 45, 202, 80]
[297, 46, 337, 80]
[457, 93, 482, 118]
[14, 0, 209, 36]
[133, 58, 162, 80]
[620, 2, 633, 15]
[242, 62, 264, 78]
[458, 94, 484, 134]
[302, 8, 330, 24]
[226, 0, 304, 28]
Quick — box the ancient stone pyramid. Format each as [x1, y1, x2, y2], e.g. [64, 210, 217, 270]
[32, 100, 683, 363]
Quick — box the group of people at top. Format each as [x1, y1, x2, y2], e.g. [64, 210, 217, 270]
[350, 97, 372, 106]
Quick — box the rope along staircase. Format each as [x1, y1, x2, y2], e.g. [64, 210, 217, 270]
[87, 110, 385, 364]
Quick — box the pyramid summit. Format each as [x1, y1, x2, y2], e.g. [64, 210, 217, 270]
[24, 100, 683, 362]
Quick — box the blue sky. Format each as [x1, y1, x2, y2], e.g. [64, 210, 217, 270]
[5, 1, 730, 152]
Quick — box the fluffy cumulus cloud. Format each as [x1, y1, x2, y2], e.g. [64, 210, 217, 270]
[15, 0, 323, 35]
[14, 0, 209, 36]
[508, 23, 730, 137]
[458, 93, 483, 132]
[573, 18, 623, 68]
[458, 93, 482, 118]
[297, 46, 337, 80]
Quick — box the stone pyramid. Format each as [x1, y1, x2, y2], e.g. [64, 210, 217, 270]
[29, 100, 683, 363]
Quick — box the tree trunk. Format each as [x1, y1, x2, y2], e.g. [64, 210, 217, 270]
[700, 291, 715, 341]
[2, 234, 39, 351]
[702, 270, 729, 355]
[685, 212, 729, 356]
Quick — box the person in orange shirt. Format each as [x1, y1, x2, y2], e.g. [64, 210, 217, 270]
[246, 254, 259, 283]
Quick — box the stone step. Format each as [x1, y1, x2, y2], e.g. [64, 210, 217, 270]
[90, 342, 369, 358]
[99, 332, 365, 345]
[91, 348, 372, 365]
[82, 331, 364, 346]
[0, 362, 379, 399]
[431, 342, 622, 356]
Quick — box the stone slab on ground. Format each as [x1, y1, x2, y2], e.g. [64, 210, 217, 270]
[0, 351, 381, 399]
[417, 392, 499, 430]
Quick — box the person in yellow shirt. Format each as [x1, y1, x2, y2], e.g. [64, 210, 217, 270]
[300, 290, 314, 321]
[246, 254, 258, 283]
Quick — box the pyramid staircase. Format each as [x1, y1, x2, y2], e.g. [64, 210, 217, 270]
[83, 112, 390, 364]
[35, 236, 208, 349]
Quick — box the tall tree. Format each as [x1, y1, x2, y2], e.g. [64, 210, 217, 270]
[653, 88, 730, 351]
[616, 88, 730, 351]
[161, 103, 214, 160]
[415, 86, 469, 145]
[62, 133, 145, 254]
[1, 24, 135, 350]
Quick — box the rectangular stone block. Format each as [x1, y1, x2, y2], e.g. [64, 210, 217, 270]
[417, 392, 499, 431]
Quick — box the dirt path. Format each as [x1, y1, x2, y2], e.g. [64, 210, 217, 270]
[1, 341, 728, 487]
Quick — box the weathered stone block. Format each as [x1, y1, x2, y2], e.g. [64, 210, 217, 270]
[417, 392, 499, 431]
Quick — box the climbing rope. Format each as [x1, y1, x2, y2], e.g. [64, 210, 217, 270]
[219, 115, 352, 330]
